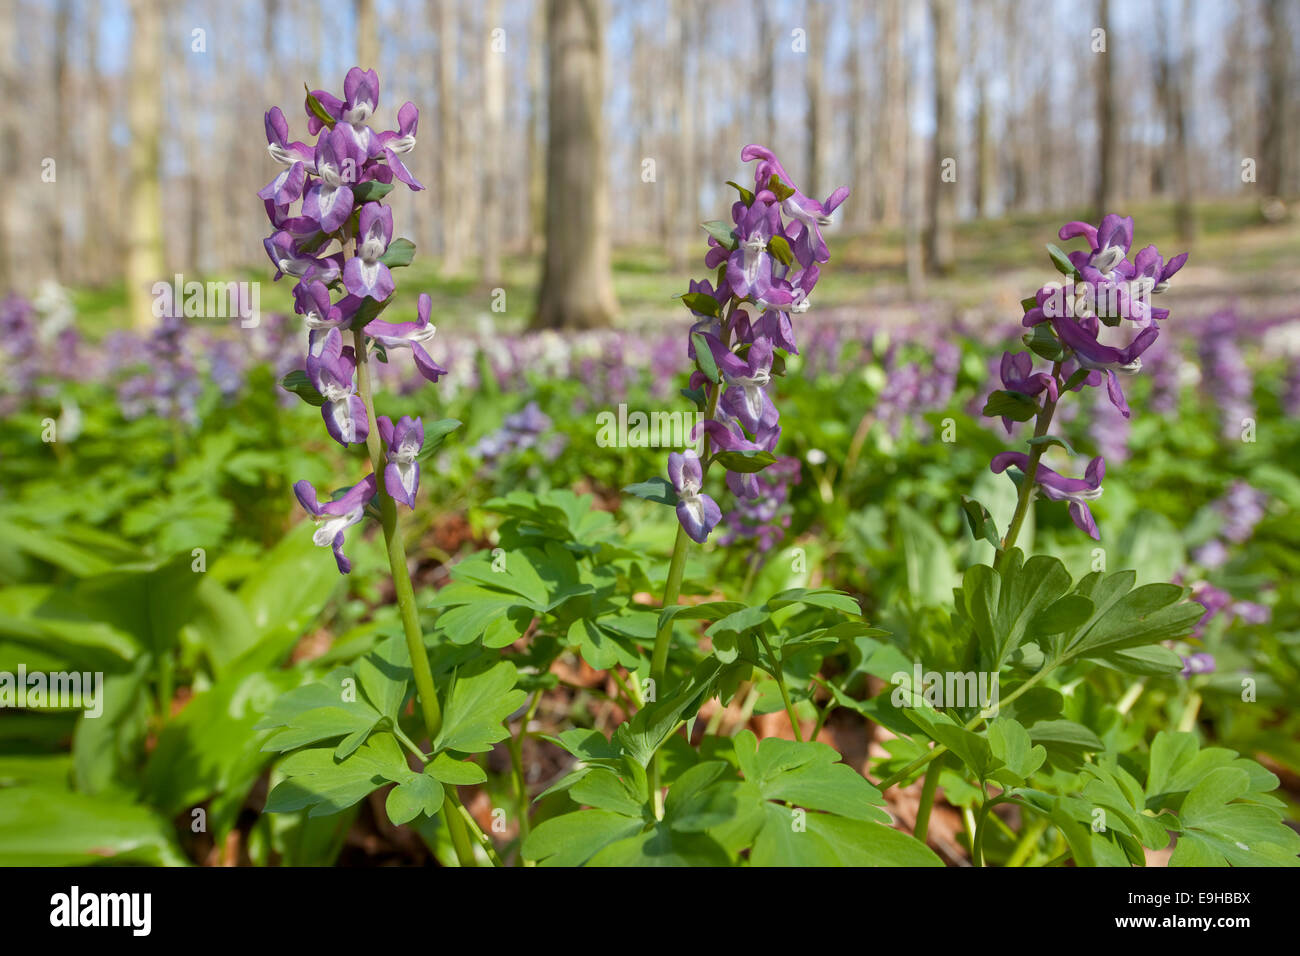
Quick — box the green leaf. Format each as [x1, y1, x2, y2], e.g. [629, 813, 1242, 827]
[414, 419, 462, 461]
[351, 180, 394, 204]
[0, 787, 186, 865]
[385, 771, 444, 826]
[680, 291, 721, 317]
[303, 85, 336, 130]
[1026, 434, 1077, 456]
[379, 237, 416, 268]
[1046, 242, 1078, 276]
[623, 477, 678, 506]
[1170, 768, 1300, 866]
[713, 449, 777, 474]
[426, 753, 488, 785]
[279, 369, 324, 407]
[264, 733, 409, 818]
[701, 219, 737, 247]
[767, 235, 795, 268]
[1023, 323, 1065, 360]
[433, 660, 526, 754]
[693, 332, 720, 383]
[982, 389, 1040, 423]
[960, 496, 1002, 548]
[522, 809, 646, 867]
[723, 181, 755, 205]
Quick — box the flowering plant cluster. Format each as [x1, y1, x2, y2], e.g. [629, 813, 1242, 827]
[984, 215, 1187, 542]
[642, 144, 847, 544]
[260, 68, 452, 574]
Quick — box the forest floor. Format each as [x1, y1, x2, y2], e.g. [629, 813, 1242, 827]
[67, 197, 1300, 340]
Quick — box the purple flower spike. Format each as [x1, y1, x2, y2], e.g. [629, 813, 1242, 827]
[378, 414, 424, 508]
[991, 452, 1105, 540]
[306, 327, 369, 447]
[343, 203, 395, 300]
[294, 474, 378, 574]
[669, 449, 722, 543]
[364, 292, 446, 383]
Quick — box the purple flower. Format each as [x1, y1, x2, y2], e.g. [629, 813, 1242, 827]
[1179, 653, 1216, 677]
[991, 452, 1105, 540]
[294, 474, 378, 574]
[725, 196, 793, 307]
[709, 335, 779, 432]
[303, 126, 365, 233]
[257, 106, 312, 206]
[998, 351, 1058, 432]
[343, 203, 395, 300]
[378, 415, 424, 507]
[740, 144, 848, 266]
[1215, 480, 1267, 543]
[308, 67, 381, 156]
[374, 101, 424, 190]
[364, 292, 446, 382]
[669, 449, 722, 543]
[306, 327, 369, 446]
[263, 231, 341, 284]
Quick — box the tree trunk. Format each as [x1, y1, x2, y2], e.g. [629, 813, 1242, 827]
[126, 0, 164, 329]
[482, 0, 505, 285]
[805, 0, 827, 198]
[1261, 0, 1291, 199]
[903, 2, 923, 296]
[437, 0, 465, 274]
[878, 0, 904, 225]
[355, 0, 377, 68]
[532, 0, 617, 329]
[926, 0, 956, 275]
[1094, 0, 1116, 216]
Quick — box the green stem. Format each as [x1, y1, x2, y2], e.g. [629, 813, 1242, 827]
[913, 757, 943, 845]
[997, 362, 1062, 564]
[508, 691, 541, 854]
[647, 524, 690, 819]
[352, 328, 477, 868]
[1006, 814, 1049, 867]
[972, 791, 1014, 867]
[758, 630, 802, 742]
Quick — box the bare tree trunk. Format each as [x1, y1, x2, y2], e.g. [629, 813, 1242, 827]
[438, 0, 465, 274]
[669, 0, 696, 271]
[126, 0, 164, 329]
[0, 0, 17, 291]
[759, 0, 776, 146]
[355, 0, 377, 68]
[974, 79, 994, 219]
[805, 0, 827, 197]
[903, 2, 923, 296]
[1156, 0, 1196, 240]
[526, 2, 545, 256]
[533, 0, 617, 329]
[1094, 0, 1116, 216]
[878, 0, 904, 225]
[926, 0, 956, 275]
[51, 0, 71, 279]
[846, 0, 871, 231]
[1261, 0, 1292, 200]
[482, 0, 505, 285]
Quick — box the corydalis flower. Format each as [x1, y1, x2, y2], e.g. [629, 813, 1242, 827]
[304, 126, 365, 233]
[306, 327, 368, 446]
[379, 415, 424, 508]
[343, 203, 395, 300]
[740, 144, 848, 267]
[709, 335, 779, 432]
[991, 452, 1105, 540]
[294, 474, 377, 574]
[669, 449, 721, 543]
[375, 101, 424, 190]
[365, 292, 446, 383]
